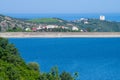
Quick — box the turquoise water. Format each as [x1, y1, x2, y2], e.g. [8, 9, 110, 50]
[9, 38, 120, 80]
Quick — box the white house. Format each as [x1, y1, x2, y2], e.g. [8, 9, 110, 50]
[72, 26, 79, 31]
[84, 21, 89, 24]
[80, 29, 83, 32]
[25, 28, 31, 31]
[46, 25, 58, 29]
[100, 15, 105, 20]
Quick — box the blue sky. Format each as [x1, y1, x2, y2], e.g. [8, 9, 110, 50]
[0, 0, 120, 14]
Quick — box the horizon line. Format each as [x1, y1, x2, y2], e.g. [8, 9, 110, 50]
[1, 13, 120, 14]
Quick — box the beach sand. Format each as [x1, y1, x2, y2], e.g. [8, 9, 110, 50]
[0, 32, 120, 38]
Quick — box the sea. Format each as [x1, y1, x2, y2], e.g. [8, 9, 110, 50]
[4, 13, 120, 22]
[9, 38, 120, 80]
[7, 13, 120, 80]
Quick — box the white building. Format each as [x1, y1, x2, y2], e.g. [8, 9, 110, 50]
[80, 29, 83, 32]
[72, 26, 79, 31]
[100, 15, 105, 20]
[25, 28, 31, 31]
[84, 21, 89, 24]
[46, 25, 58, 29]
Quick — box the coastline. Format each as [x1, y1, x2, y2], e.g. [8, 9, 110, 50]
[1, 32, 120, 38]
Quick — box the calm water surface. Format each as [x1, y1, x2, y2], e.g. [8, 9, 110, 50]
[5, 13, 120, 22]
[9, 38, 120, 80]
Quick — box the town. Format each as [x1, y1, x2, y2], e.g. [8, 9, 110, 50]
[25, 24, 80, 32]
[25, 15, 105, 32]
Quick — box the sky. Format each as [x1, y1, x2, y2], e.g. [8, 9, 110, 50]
[0, 0, 120, 14]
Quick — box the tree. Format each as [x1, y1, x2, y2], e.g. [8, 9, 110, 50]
[50, 66, 60, 80]
[5, 44, 19, 55]
[0, 37, 8, 49]
[0, 26, 1, 32]
[60, 71, 74, 80]
[73, 72, 79, 80]
[28, 62, 40, 72]
[7, 27, 23, 32]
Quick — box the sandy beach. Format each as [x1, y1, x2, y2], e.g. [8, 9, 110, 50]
[0, 32, 120, 38]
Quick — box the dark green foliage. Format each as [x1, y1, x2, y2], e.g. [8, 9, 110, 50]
[0, 26, 1, 32]
[78, 19, 120, 32]
[7, 27, 23, 32]
[50, 66, 60, 80]
[0, 37, 8, 49]
[0, 37, 23, 66]
[60, 71, 74, 80]
[28, 62, 40, 72]
[5, 43, 19, 55]
[0, 60, 40, 80]
[0, 37, 75, 80]
[0, 37, 40, 80]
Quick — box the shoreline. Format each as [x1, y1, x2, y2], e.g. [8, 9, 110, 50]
[1, 32, 120, 38]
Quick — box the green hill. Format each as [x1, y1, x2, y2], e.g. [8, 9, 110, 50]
[29, 18, 59, 23]
[74, 19, 120, 32]
[28, 18, 65, 24]
[0, 14, 39, 32]
[28, 18, 69, 26]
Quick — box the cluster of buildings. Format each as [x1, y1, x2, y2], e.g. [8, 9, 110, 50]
[75, 15, 105, 23]
[25, 25, 79, 32]
[25, 15, 105, 32]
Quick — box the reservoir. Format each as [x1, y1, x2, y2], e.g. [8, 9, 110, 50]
[9, 38, 120, 80]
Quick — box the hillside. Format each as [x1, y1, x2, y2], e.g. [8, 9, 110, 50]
[28, 18, 69, 27]
[74, 19, 120, 32]
[0, 14, 120, 32]
[0, 14, 39, 32]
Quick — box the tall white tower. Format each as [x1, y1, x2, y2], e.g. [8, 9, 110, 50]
[100, 15, 105, 21]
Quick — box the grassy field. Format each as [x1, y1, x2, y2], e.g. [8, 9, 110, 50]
[29, 18, 60, 23]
